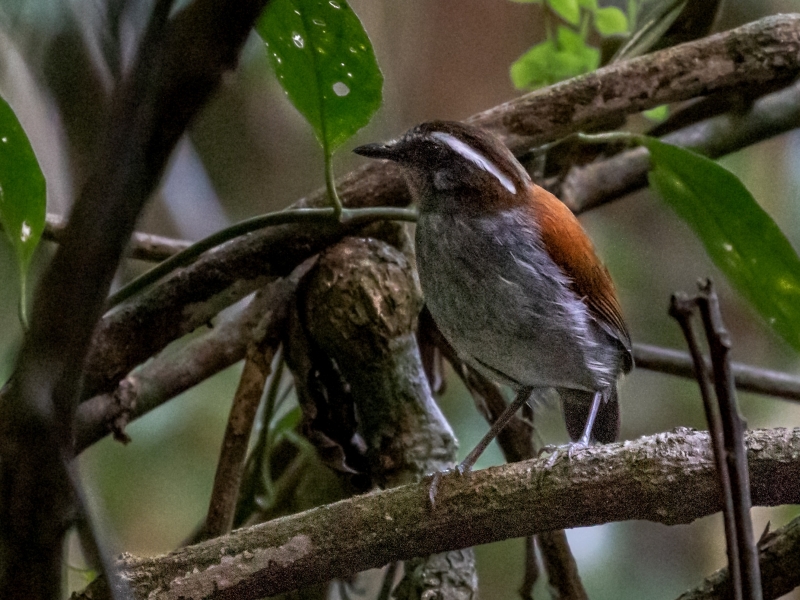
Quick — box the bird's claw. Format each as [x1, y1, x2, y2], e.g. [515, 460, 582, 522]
[427, 471, 446, 508]
[539, 441, 590, 468]
[427, 462, 472, 509]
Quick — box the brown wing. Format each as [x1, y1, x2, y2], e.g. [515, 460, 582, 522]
[526, 184, 632, 356]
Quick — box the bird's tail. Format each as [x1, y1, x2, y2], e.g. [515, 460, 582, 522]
[560, 385, 620, 444]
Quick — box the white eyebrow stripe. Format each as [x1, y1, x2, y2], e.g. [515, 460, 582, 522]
[431, 132, 517, 195]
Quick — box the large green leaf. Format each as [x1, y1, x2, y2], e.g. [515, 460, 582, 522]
[643, 137, 800, 351]
[0, 96, 45, 305]
[256, 0, 382, 153]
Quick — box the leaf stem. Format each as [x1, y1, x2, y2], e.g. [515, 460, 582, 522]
[18, 270, 28, 331]
[574, 131, 643, 145]
[324, 149, 344, 219]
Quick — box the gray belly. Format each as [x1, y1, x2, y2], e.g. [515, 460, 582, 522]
[416, 209, 602, 391]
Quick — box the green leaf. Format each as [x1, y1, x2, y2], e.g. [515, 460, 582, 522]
[577, 0, 598, 10]
[548, 0, 581, 25]
[594, 6, 628, 35]
[256, 0, 383, 153]
[643, 137, 800, 351]
[272, 404, 302, 437]
[510, 29, 599, 89]
[643, 104, 669, 122]
[0, 95, 46, 321]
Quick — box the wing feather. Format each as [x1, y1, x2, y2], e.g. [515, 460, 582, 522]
[527, 184, 632, 366]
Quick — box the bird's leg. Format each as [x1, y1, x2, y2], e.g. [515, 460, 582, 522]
[576, 390, 603, 447]
[428, 386, 534, 508]
[459, 386, 534, 473]
[543, 390, 603, 466]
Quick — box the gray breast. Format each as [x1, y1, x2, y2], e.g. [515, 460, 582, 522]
[416, 207, 604, 391]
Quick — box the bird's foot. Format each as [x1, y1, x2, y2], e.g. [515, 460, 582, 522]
[427, 461, 473, 509]
[539, 441, 590, 468]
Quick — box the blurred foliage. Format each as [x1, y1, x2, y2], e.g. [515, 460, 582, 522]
[509, 0, 629, 89]
[612, 0, 724, 62]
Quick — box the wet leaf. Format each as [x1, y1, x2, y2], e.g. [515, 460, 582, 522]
[0, 95, 45, 312]
[644, 137, 800, 351]
[256, 0, 383, 153]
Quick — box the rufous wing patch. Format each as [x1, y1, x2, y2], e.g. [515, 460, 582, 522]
[526, 184, 632, 355]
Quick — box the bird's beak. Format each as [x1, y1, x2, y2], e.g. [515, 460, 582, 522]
[353, 142, 400, 161]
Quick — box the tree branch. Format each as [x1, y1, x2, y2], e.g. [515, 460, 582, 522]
[471, 15, 800, 152]
[559, 76, 800, 212]
[633, 343, 800, 403]
[41, 213, 191, 262]
[73, 264, 309, 453]
[78, 427, 800, 600]
[78, 14, 800, 400]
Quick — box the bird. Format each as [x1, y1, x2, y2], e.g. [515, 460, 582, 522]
[353, 120, 632, 473]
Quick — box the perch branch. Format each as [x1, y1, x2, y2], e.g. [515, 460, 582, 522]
[78, 427, 800, 600]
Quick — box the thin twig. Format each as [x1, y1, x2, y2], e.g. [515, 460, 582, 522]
[519, 535, 539, 600]
[633, 343, 800, 403]
[228, 354, 288, 531]
[537, 531, 589, 600]
[670, 292, 742, 600]
[695, 281, 762, 600]
[41, 213, 191, 262]
[105, 206, 417, 309]
[377, 562, 400, 600]
[201, 351, 271, 540]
